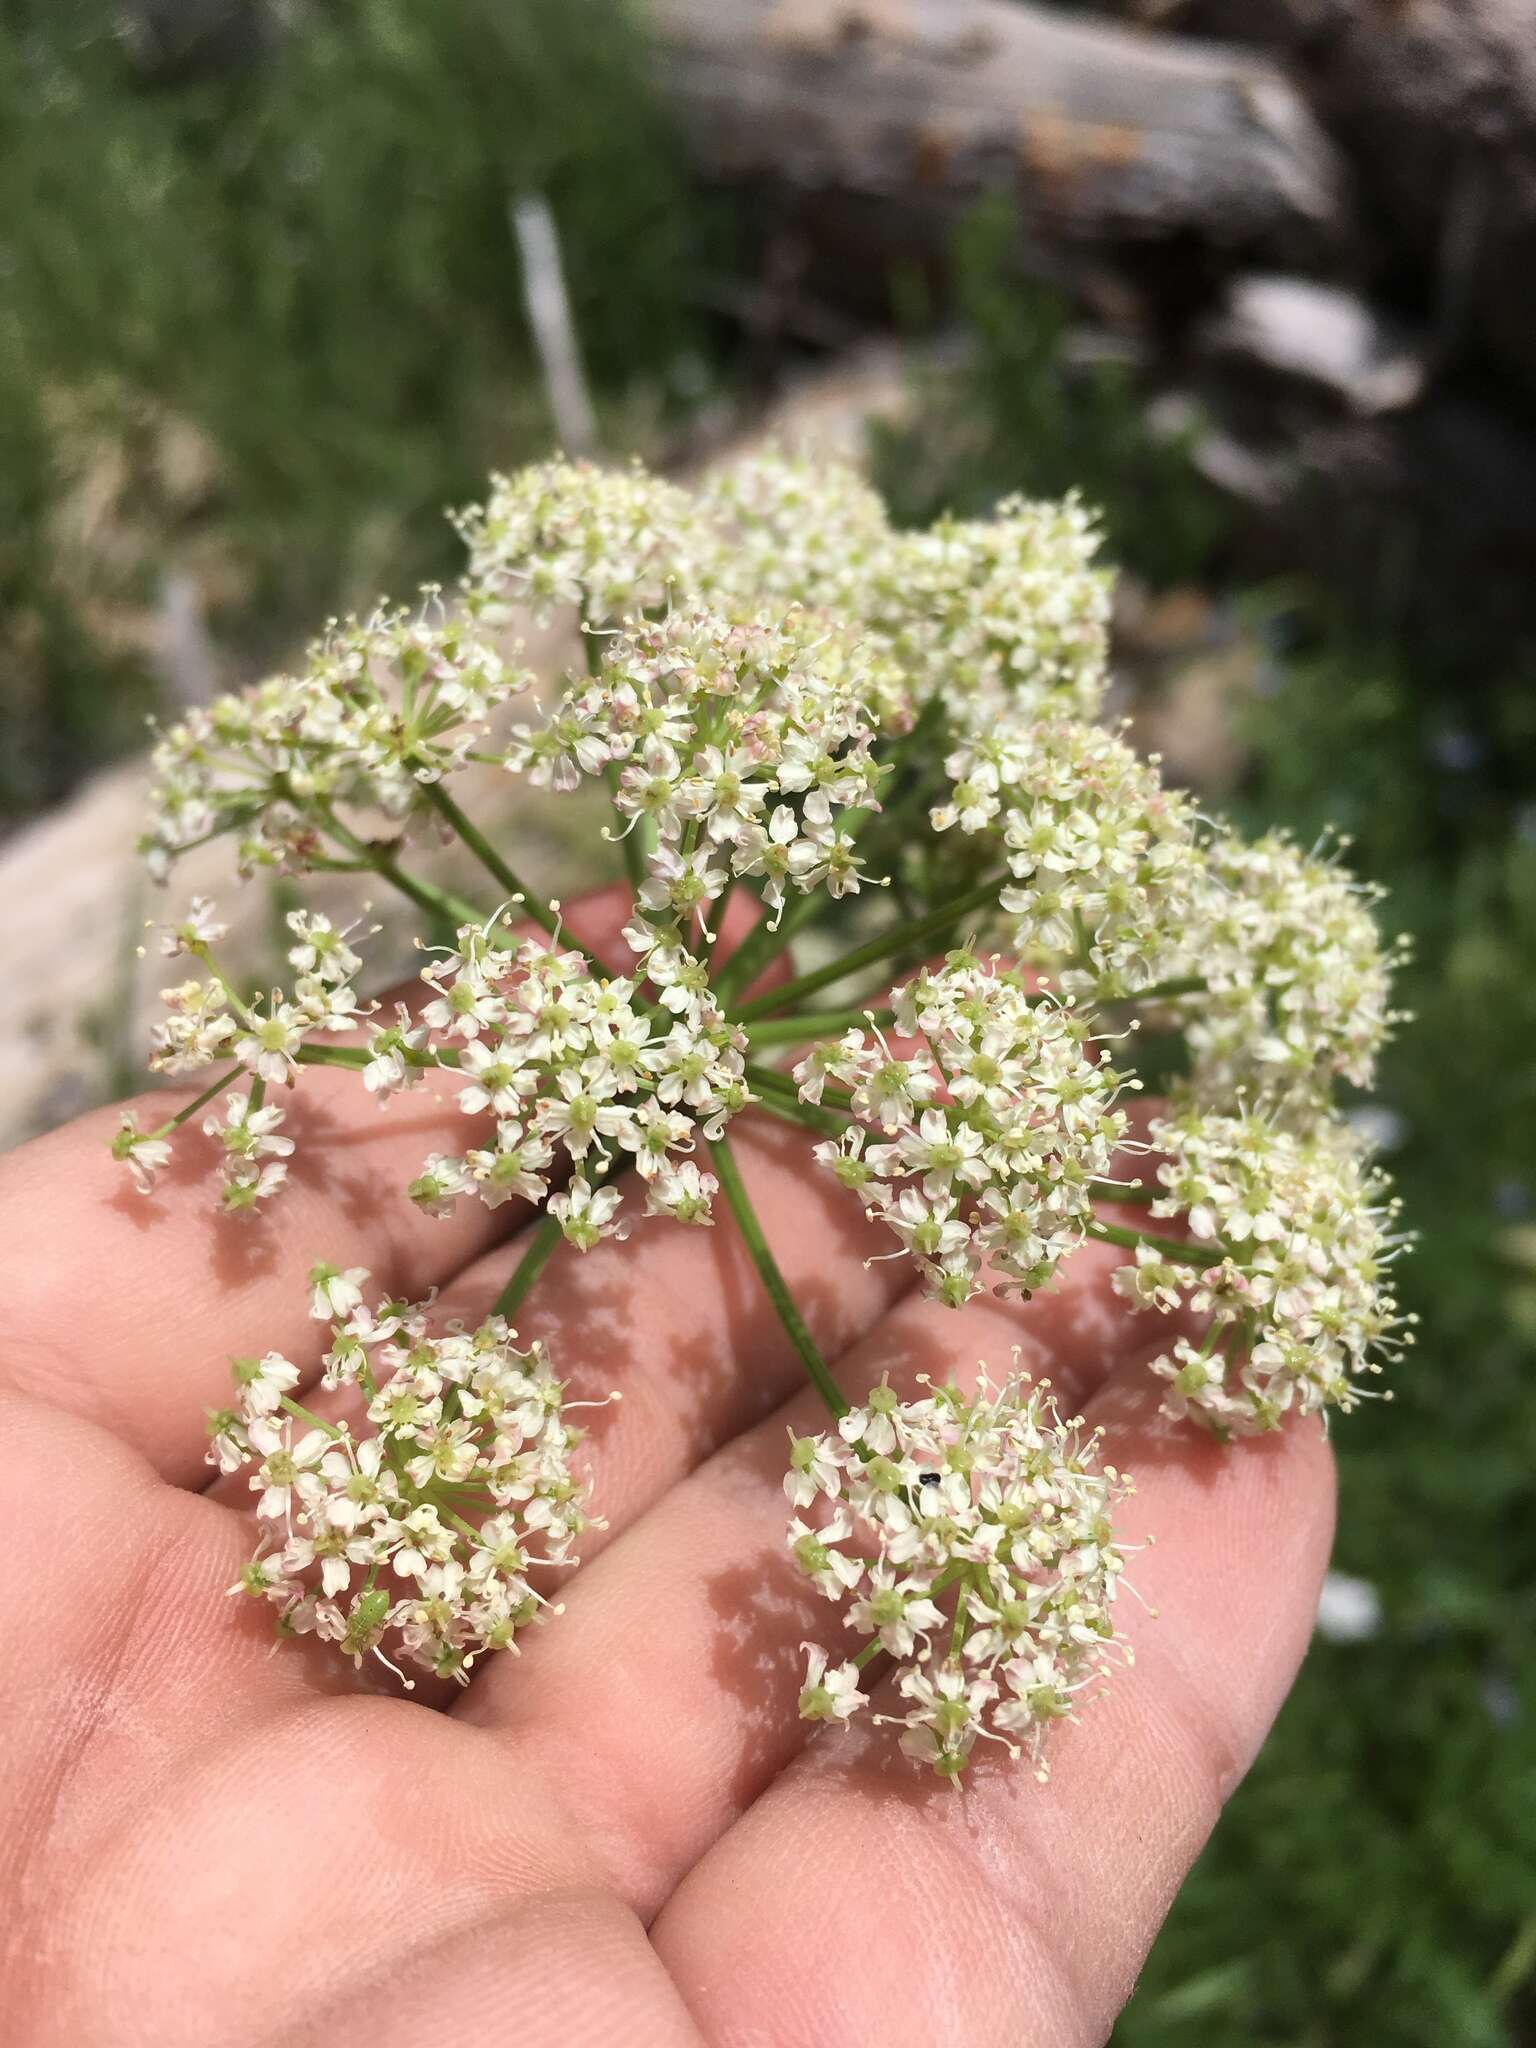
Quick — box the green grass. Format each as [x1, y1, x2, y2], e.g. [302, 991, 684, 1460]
[0, 0, 709, 817]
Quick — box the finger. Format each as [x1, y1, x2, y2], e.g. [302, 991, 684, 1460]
[287, 1893, 707, 2048]
[455, 1234, 1151, 1918]
[0, 1382, 406, 1850]
[650, 1361, 1336, 2048]
[0, 1385, 613, 2045]
[0, 885, 766, 1484]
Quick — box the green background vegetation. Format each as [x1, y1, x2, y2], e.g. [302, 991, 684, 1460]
[0, 0, 703, 814]
[6, 8, 1534, 2040]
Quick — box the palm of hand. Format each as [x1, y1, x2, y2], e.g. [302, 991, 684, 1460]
[0, 890, 1332, 2048]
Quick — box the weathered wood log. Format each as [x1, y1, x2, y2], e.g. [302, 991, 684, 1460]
[647, 0, 1354, 260]
[644, 1, 1536, 668]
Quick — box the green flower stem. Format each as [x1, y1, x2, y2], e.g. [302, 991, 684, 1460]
[279, 1395, 346, 1439]
[297, 1043, 462, 1072]
[743, 1060, 840, 1104]
[420, 780, 561, 939]
[710, 1130, 848, 1420]
[1086, 1179, 1158, 1206]
[853, 1636, 885, 1670]
[494, 1211, 563, 1319]
[744, 1070, 849, 1139]
[197, 954, 258, 1028]
[604, 765, 653, 894]
[1085, 1219, 1229, 1268]
[750, 1062, 858, 1114]
[711, 884, 831, 1007]
[744, 1007, 895, 1047]
[156, 1064, 244, 1135]
[1116, 974, 1208, 1004]
[320, 808, 486, 930]
[948, 1582, 974, 1659]
[703, 875, 739, 973]
[730, 874, 1004, 1025]
[298, 1043, 368, 1069]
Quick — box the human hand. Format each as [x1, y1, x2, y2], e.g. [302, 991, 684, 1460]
[0, 884, 1333, 2048]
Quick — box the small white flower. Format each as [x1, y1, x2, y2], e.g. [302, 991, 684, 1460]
[548, 1175, 628, 1251]
[783, 1429, 846, 1508]
[231, 1349, 300, 1417]
[111, 1114, 172, 1194]
[246, 1418, 331, 1522]
[234, 1002, 309, 1086]
[220, 1159, 290, 1213]
[308, 1262, 369, 1322]
[364, 1007, 428, 1098]
[162, 896, 228, 956]
[644, 1161, 717, 1225]
[797, 1642, 868, 1725]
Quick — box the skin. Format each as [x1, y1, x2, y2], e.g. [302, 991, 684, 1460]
[0, 884, 1334, 2048]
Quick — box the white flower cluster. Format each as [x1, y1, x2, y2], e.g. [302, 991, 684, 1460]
[882, 499, 1111, 733]
[931, 717, 1403, 1099]
[691, 461, 1113, 738]
[142, 600, 524, 881]
[455, 455, 695, 621]
[460, 450, 1112, 745]
[217, 1266, 607, 1683]
[116, 904, 367, 1211]
[116, 452, 1409, 1579]
[1115, 1105, 1412, 1434]
[400, 921, 748, 1241]
[935, 715, 1203, 997]
[802, 954, 1129, 1306]
[1183, 830, 1408, 1097]
[506, 604, 893, 930]
[693, 447, 899, 622]
[108, 451, 1416, 1762]
[789, 1369, 1130, 1779]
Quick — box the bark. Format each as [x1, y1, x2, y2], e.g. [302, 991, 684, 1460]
[647, 0, 1354, 260]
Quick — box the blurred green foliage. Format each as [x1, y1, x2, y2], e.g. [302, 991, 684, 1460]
[874, 199, 1228, 588]
[0, 0, 705, 817]
[874, 205, 1536, 2046]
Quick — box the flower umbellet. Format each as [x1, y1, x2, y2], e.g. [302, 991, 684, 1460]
[217, 1267, 612, 1685]
[787, 1368, 1131, 1780]
[120, 451, 1409, 1776]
